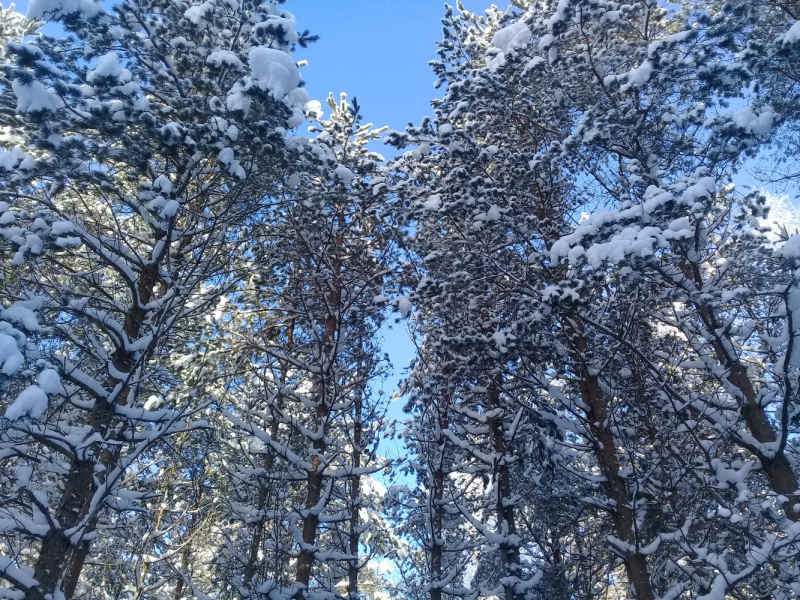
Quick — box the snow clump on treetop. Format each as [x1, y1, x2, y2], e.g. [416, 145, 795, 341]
[487, 20, 531, 70]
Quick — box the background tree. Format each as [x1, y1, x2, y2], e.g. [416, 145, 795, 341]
[213, 92, 397, 600]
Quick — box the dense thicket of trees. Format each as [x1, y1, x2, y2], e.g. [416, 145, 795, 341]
[1, 1, 799, 599]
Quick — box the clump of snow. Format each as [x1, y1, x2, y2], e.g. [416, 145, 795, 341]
[545, 0, 570, 29]
[361, 474, 387, 498]
[226, 81, 252, 116]
[55, 236, 81, 247]
[16, 465, 33, 489]
[305, 100, 323, 120]
[335, 165, 354, 186]
[184, 1, 214, 26]
[0, 332, 24, 376]
[538, 34, 555, 50]
[27, 0, 101, 20]
[284, 87, 309, 128]
[133, 96, 150, 112]
[728, 107, 774, 136]
[679, 177, 716, 205]
[6, 42, 43, 60]
[144, 395, 162, 411]
[523, 56, 545, 74]
[87, 52, 132, 84]
[254, 14, 299, 47]
[218, 147, 246, 179]
[781, 234, 800, 259]
[0, 147, 32, 172]
[153, 176, 173, 194]
[492, 331, 509, 352]
[12, 79, 64, 114]
[249, 46, 300, 100]
[619, 60, 653, 91]
[1, 303, 41, 332]
[207, 50, 244, 71]
[423, 194, 442, 211]
[487, 21, 531, 70]
[51, 220, 74, 235]
[396, 297, 412, 317]
[782, 21, 800, 46]
[647, 30, 692, 57]
[5, 386, 48, 421]
[664, 216, 694, 240]
[37, 369, 61, 394]
[161, 200, 180, 218]
[486, 205, 502, 221]
[493, 21, 531, 54]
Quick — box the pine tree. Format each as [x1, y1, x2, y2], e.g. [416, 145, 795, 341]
[387, 1, 800, 598]
[214, 92, 397, 600]
[0, 0, 311, 597]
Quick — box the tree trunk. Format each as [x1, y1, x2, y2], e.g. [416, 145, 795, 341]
[570, 321, 655, 600]
[430, 461, 444, 600]
[295, 455, 324, 596]
[580, 371, 654, 600]
[429, 389, 451, 600]
[696, 301, 800, 521]
[347, 422, 361, 600]
[25, 266, 160, 600]
[486, 379, 521, 600]
[296, 277, 337, 597]
[348, 364, 363, 600]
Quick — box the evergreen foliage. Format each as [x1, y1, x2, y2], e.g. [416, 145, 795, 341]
[0, 1, 799, 599]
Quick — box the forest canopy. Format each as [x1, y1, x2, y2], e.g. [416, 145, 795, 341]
[1, 1, 800, 599]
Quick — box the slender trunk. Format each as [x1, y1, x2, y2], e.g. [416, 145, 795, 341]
[174, 572, 185, 600]
[486, 379, 520, 600]
[295, 452, 324, 594]
[347, 411, 361, 600]
[135, 481, 172, 600]
[429, 389, 452, 600]
[570, 322, 655, 600]
[430, 463, 444, 600]
[348, 346, 363, 600]
[296, 227, 341, 596]
[243, 396, 282, 586]
[580, 371, 654, 600]
[174, 545, 190, 600]
[175, 480, 205, 600]
[542, 182, 654, 600]
[244, 482, 269, 585]
[247, 311, 296, 584]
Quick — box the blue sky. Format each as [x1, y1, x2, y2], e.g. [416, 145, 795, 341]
[290, 1, 498, 143]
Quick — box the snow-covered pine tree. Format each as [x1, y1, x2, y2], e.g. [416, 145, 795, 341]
[532, 0, 800, 595]
[0, 0, 312, 597]
[508, 0, 800, 597]
[214, 92, 397, 600]
[385, 5, 575, 599]
[0, 5, 40, 64]
[388, 0, 800, 598]
[0, 5, 40, 148]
